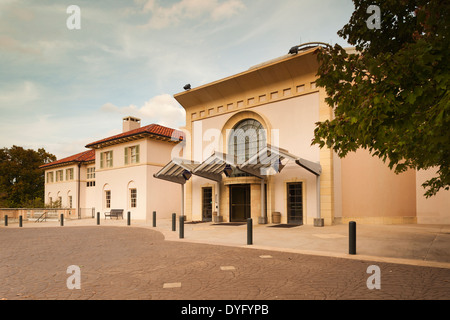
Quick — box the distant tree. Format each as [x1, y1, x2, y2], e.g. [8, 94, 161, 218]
[0, 146, 56, 208]
[313, 0, 449, 197]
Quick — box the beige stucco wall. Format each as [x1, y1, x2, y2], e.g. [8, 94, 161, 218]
[416, 168, 450, 224]
[94, 138, 181, 220]
[187, 92, 321, 224]
[191, 175, 216, 221]
[45, 165, 79, 206]
[44, 163, 94, 219]
[272, 163, 318, 224]
[81, 164, 96, 209]
[340, 149, 417, 224]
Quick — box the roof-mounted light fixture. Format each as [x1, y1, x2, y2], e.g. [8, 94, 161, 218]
[288, 42, 332, 55]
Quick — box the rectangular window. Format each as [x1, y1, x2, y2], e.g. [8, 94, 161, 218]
[100, 151, 113, 168]
[125, 145, 140, 165]
[86, 181, 95, 187]
[105, 190, 111, 209]
[68, 196, 73, 208]
[66, 168, 74, 180]
[47, 172, 54, 183]
[130, 189, 137, 208]
[87, 167, 95, 179]
[56, 170, 64, 182]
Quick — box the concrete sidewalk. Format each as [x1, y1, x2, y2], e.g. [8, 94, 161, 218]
[7, 217, 450, 269]
[151, 219, 450, 269]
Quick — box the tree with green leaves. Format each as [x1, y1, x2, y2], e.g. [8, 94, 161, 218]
[313, 0, 449, 197]
[0, 146, 56, 208]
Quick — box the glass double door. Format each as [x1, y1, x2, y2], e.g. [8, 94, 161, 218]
[229, 184, 251, 222]
[287, 182, 303, 225]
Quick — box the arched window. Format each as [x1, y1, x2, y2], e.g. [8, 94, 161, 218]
[228, 119, 266, 163]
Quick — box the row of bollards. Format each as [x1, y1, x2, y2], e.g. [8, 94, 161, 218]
[95, 211, 132, 226]
[169, 216, 354, 251]
[1, 212, 256, 245]
[2, 212, 133, 227]
[169, 213, 252, 244]
[2, 212, 355, 253]
[2, 215, 22, 227]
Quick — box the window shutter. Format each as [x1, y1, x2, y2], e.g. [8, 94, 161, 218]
[136, 145, 140, 163]
[100, 152, 104, 169]
[124, 147, 129, 165]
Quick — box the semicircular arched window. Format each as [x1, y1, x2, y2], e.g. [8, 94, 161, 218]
[228, 119, 267, 164]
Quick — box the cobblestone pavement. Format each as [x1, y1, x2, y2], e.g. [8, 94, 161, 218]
[1, 226, 449, 301]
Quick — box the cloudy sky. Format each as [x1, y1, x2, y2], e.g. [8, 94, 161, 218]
[0, 0, 355, 159]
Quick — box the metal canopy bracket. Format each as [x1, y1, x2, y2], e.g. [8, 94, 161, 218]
[295, 158, 322, 177]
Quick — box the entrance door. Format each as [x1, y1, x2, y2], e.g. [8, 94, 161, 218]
[287, 182, 303, 225]
[202, 187, 213, 222]
[230, 184, 250, 222]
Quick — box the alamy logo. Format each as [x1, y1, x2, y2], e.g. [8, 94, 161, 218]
[66, 5, 81, 30]
[366, 265, 381, 290]
[366, 5, 381, 30]
[66, 265, 81, 290]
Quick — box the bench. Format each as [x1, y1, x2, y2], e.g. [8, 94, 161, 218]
[104, 209, 124, 220]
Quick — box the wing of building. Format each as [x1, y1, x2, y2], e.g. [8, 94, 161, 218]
[155, 43, 450, 226]
[40, 116, 184, 220]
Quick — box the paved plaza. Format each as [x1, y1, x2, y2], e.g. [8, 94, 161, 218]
[1, 219, 450, 302]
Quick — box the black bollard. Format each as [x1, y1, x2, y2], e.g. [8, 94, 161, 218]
[247, 218, 253, 245]
[349, 221, 356, 255]
[153, 211, 156, 227]
[97, 212, 100, 225]
[179, 216, 184, 239]
[127, 211, 131, 226]
[172, 213, 176, 232]
[60, 214, 64, 226]
[4, 215, 7, 226]
[19, 215, 23, 228]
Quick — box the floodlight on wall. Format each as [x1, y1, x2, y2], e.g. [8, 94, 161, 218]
[276, 158, 285, 173]
[183, 84, 191, 91]
[223, 165, 233, 177]
[182, 170, 192, 181]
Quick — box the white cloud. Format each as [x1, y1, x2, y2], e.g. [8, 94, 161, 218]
[140, 0, 246, 29]
[0, 35, 41, 55]
[211, 0, 245, 20]
[0, 81, 40, 108]
[101, 94, 186, 129]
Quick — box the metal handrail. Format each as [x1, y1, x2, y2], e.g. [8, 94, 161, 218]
[35, 212, 47, 223]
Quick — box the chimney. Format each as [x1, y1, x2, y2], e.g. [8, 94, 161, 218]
[123, 116, 141, 133]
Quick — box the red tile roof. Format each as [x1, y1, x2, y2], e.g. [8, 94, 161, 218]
[41, 124, 183, 169]
[40, 149, 95, 169]
[85, 124, 184, 149]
